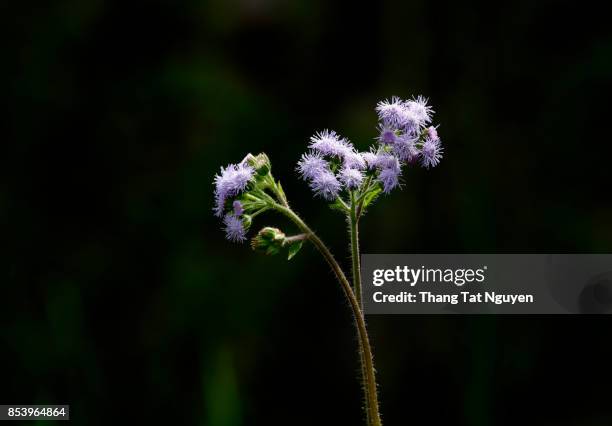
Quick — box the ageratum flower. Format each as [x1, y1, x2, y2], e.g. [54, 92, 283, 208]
[361, 151, 379, 170]
[378, 126, 398, 145]
[343, 151, 366, 170]
[339, 167, 364, 190]
[392, 134, 420, 163]
[379, 167, 401, 194]
[374, 153, 400, 171]
[223, 213, 247, 242]
[427, 125, 439, 141]
[297, 152, 330, 181]
[405, 96, 433, 127]
[376, 97, 410, 129]
[370, 152, 402, 193]
[297, 95, 443, 201]
[213, 162, 255, 217]
[421, 136, 443, 169]
[213, 97, 447, 426]
[309, 170, 342, 200]
[309, 130, 353, 158]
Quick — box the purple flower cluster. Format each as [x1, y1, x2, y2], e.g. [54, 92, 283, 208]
[297, 130, 366, 200]
[298, 96, 443, 199]
[213, 161, 254, 242]
[375, 96, 442, 169]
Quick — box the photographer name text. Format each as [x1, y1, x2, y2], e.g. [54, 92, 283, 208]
[371, 266, 534, 305]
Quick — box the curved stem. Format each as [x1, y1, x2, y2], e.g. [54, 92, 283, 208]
[272, 202, 382, 426]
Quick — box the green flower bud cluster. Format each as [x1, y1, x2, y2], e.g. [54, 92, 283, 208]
[251, 227, 305, 260]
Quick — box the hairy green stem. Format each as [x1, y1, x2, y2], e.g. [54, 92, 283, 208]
[336, 196, 351, 212]
[272, 202, 382, 426]
[284, 233, 307, 243]
[350, 191, 369, 425]
[356, 175, 373, 219]
[349, 191, 363, 310]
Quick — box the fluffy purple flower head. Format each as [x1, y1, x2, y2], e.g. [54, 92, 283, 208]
[233, 200, 244, 216]
[376, 97, 410, 129]
[214, 163, 255, 217]
[405, 96, 433, 127]
[223, 214, 246, 242]
[379, 167, 401, 194]
[427, 126, 439, 141]
[309, 130, 353, 158]
[421, 136, 443, 169]
[309, 170, 341, 200]
[378, 126, 398, 145]
[392, 134, 420, 163]
[339, 167, 364, 190]
[374, 153, 401, 172]
[343, 151, 366, 170]
[297, 152, 329, 181]
[361, 151, 379, 170]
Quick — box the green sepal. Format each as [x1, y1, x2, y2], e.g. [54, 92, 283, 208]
[266, 244, 282, 256]
[275, 180, 286, 201]
[243, 152, 271, 176]
[242, 214, 252, 230]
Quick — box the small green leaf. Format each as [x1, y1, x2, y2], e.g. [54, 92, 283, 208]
[328, 198, 349, 213]
[362, 184, 383, 210]
[287, 240, 304, 260]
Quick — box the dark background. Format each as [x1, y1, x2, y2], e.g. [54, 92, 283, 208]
[2, 0, 612, 425]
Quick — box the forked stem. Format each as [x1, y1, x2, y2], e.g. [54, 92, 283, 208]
[272, 202, 382, 426]
[349, 191, 363, 310]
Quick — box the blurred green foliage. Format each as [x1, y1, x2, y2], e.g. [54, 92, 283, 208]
[2, 0, 612, 425]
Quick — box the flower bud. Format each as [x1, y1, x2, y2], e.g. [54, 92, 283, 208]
[242, 214, 253, 230]
[233, 200, 244, 216]
[251, 227, 286, 256]
[243, 152, 271, 176]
